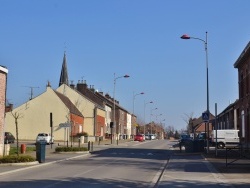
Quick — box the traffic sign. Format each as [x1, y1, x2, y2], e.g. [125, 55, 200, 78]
[202, 112, 209, 122]
[59, 123, 71, 128]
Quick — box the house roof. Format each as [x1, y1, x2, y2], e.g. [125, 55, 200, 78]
[234, 41, 250, 68]
[192, 112, 215, 131]
[54, 90, 83, 117]
[0, 65, 8, 74]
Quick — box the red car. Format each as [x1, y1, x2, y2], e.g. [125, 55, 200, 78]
[134, 134, 144, 142]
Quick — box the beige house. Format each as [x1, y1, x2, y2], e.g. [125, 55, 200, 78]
[56, 84, 106, 137]
[5, 85, 84, 141]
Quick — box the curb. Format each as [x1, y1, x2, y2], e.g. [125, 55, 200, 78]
[0, 161, 39, 166]
[0, 153, 90, 176]
[55, 151, 89, 154]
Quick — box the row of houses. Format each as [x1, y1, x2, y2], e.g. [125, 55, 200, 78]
[188, 41, 250, 147]
[2, 53, 137, 143]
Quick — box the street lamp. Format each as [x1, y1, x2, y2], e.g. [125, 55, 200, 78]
[160, 119, 166, 139]
[181, 32, 210, 153]
[132, 91, 144, 136]
[133, 92, 145, 115]
[144, 101, 153, 135]
[155, 113, 162, 122]
[150, 108, 158, 137]
[112, 73, 129, 144]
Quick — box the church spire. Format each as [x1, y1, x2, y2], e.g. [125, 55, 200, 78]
[59, 52, 69, 87]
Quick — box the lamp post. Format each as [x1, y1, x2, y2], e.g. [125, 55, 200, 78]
[153, 113, 162, 136]
[133, 92, 144, 115]
[181, 32, 210, 153]
[132, 92, 144, 135]
[160, 119, 166, 139]
[155, 113, 162, 123]
[144, 101, 153, 135]
[112, 73, 129, 145]
[150, 108, 158, 137]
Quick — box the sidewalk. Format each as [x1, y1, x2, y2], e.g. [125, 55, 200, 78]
[157, 146, 250, 188]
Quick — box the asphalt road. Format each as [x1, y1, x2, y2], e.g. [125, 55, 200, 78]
[0, 140, 174, 188]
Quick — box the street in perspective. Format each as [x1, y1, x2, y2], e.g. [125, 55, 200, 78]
[2, 1, 250, 188]
[1, 139, 250, 188]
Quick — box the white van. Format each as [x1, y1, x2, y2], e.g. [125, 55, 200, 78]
[211, 130, 239, 149]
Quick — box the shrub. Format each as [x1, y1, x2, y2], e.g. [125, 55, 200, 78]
[76, 132, 88, 137]
[0, 155, 36, 163]
[55, 146, 88, 152]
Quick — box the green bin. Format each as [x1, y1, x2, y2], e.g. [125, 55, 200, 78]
[185, 140, 194, 153]
[36, 141, 46, 163]
[193, 140, 205, 152]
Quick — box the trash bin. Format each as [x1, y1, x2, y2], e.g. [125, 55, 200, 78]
[36, 141, 46, 163]
[185, 140, 194, 153]
[193, 139, 205, 152]
[20, 144, 26, 154]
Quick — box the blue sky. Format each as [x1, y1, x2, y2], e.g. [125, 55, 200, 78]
[1, 0, 248, 131]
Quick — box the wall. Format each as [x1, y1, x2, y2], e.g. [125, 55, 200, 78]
[0, 66, 8, 156]
[5, 87, 70, 141]
[96, 108, 105, 137]
[56, 84, 96, 136]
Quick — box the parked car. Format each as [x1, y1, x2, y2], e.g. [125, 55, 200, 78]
[4, 132, 15, 144]
[134, 134, 144, 142]
[141, 134, 145, 141]
[36, 133, 54, 145]
[145, 134, 156, 140]
[179, 134, 192, 146]
[150, 134, 156, 140]
[145, 134, 150, 140]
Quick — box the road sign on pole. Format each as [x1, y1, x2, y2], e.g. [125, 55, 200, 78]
[202, 112, 209, 122]
[59, 123, 71, 128]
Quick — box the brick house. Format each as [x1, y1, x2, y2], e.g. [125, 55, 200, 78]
[0, 65, 8, 156]
[234, 41, 250, 145]
[216, 100, 239, 130]
[189, 112, 214, 137]
[74, 81, 132, 139]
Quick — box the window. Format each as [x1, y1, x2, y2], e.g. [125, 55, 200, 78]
[241, 110, 245, 138]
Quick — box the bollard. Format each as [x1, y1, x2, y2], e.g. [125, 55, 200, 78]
[91, 142, 93, 152]
[88, 141, 90, 151]
[21, 144, 26, 154]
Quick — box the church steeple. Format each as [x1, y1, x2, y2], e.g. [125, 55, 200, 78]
[59, 52, 69, 87]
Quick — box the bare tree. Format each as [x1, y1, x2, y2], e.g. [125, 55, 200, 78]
[10, 111, 23, 157]
[165, 125, 175, 138]
[182, 112, 194, 133]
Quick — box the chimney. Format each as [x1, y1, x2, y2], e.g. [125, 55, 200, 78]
[47, 81, 51, 87]
[90, 85, 95, 92]
[70, 81, 75, 89]
[77, 80, 88, 94]
[5, 103, 13, 112]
